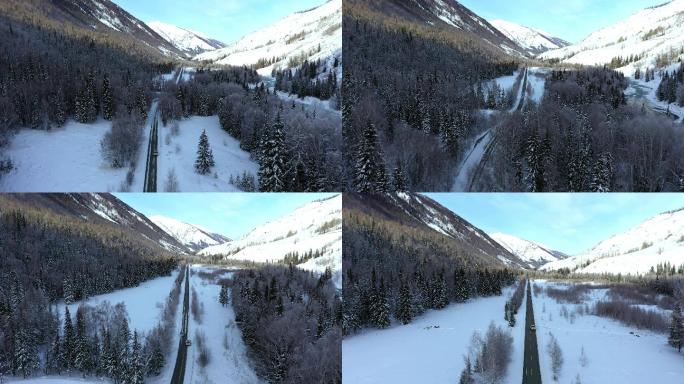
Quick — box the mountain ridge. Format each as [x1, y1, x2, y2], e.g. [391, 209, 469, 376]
[541, 207, 684, 275]
[489, 19, 570, 56]
[149, 215, 230, 253]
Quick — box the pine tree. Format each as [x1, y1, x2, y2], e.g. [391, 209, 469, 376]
[13, 328, 39, 378]
[354, 121, 387, 192]
[669, 303, 684, 352]
[146, 339, 165, 376]
[194, 129, 215, 175]
[62, 306, 75, 371]
[130, 331, 144, 384]
[219, 285, 229, 307]
[396, 279, 413, 325]
[73, 306, 91, 375]
[46, 332, 62, 374]
[258, 113, 288, 192]
[371, 278, 391, 328]
[63, 276, 74, 304]
[102, 74, 114, 120]
[392, 161, 406, 192]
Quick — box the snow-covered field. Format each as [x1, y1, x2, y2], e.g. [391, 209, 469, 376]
[184, 265, 261, 384]
[0, 102, 157, 192]
[342, 287, 524, 384]
[532, 280, 684, 383]
[158, 116, 258, 192]
[526, 67, 548, 104]
[57, 269, 180, 334]
[0, 121, 131, 192]
[626, 65, 684, 124]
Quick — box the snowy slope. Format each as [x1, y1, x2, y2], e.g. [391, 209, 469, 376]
[490, 19, 569, 56]
[539, 0, 684, 73]
[541, 208, 684, 274]
[148, 21, 225, 57]
[490, 233, 568, 269]
[198, 195, 342, 285]
[193, 0, 341, 74]
[150, 215, 231, 253]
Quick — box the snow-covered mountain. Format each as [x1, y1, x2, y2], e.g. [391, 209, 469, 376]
[368, 0, 527, 58]
[193, 0, 341, 74]
[147, 21, 225, 57]
[490, 233, 568, 269]
[40, 0, 186, 58]
[6, 193, 188, 254]
[343, 193, 528, 269]
[198, 195, 342, 287]
[539, 0, 684, 73]
[541, 208, 684, 275]
[489, 19, 570, 56]
[150, 215, 230, 253]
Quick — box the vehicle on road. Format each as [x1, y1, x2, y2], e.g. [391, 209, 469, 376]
[530, 324, 536, 331]
[186, 339, 192, 346]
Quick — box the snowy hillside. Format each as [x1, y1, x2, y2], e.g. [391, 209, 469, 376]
[391, 193, 528, 268]
[490, 232, 568, 269]
[198, 195, 342, 286]
[148, 21, 225, 57]
[489, 19, 569, 56]
[193, 0, 341, 75]
[541, 208, 684, 274]
[150, 215, 230, 253]
[539, 0, 684, 73]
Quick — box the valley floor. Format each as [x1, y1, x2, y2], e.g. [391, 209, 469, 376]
[158, 116, 258, 192]
[184, 265, 261, 384]
[0, 119, 141, 192]
[532, 280, 684, 383]
[342, 287, 524, 384]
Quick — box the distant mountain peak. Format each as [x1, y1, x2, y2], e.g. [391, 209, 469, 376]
[490, 232, 568, 269]
[147, 21, 225, 57]
[489, 19, 570, 56]
[149, 215, 230, 253]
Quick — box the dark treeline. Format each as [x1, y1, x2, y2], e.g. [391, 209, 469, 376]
[0, 195, 181, 379]
[273, 58, 340, 103]
[343, 2, 519, 191]
[481, 67, 684, 192]
[504, 277, 526, 327]
[657, 61, 684, 106]
[231, 266, 341, 384]
[0, 11, 174, 179]
[159, 67, 343, 192]
[343, 209, 518, 334]
[0, 13, 169, 136]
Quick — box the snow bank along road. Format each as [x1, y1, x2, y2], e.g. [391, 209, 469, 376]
[453, 68, 528, 191]
[523, 280, 541, 384]
[171, 266, 190, 384]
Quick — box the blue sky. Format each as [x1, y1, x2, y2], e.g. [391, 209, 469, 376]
[115, 193, 336, 239]
[111, 0, 327, 44]
[425, 193, 684, 255]
[459, 0, 665, 43]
